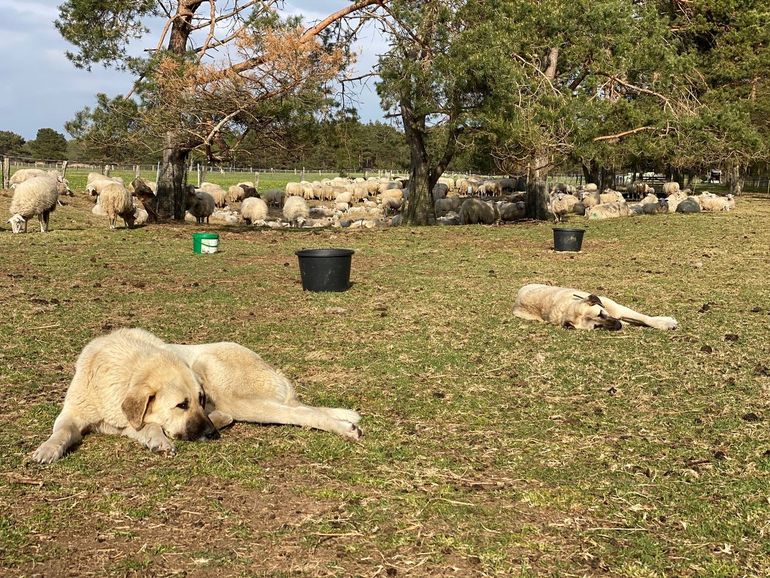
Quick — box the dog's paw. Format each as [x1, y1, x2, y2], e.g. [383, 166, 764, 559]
[147, 436, 176, 456]
[208, 410, 234, 430]
[655, 316, 679, 331]
[31, 443, 64, 464]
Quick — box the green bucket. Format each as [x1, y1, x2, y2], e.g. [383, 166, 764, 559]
[192, 232, 220, 254]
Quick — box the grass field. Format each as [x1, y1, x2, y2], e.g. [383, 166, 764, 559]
[1, 189, 769, 577]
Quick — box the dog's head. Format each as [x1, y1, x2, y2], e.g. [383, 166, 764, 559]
[564, 294, 623, 331]
[121, 351, 219, 441]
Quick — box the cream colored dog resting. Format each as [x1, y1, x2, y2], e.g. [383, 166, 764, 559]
[32, 328, 362, 463]
[513, 284, 678, 331]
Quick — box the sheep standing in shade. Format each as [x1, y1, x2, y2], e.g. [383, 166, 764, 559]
[458, 198, 498, 224]
[241, 197, 268, 225]
[186, 186, 216, 224]
[199, 182, 227, 208]
[7, 175, 68, 233]
[282, 195, 309, 227]
[99, 183, 136, 229]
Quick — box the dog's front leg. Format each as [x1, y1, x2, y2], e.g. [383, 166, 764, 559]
[32, 412, 85, 464]
[601, 297, 678, 330]
[123, 424, 176, 456]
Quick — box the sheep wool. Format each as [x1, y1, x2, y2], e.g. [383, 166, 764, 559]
[240, 197, 268, 224]
[282, 195, 309, 227]
[186, 188, 216, 224]
[100, 183, 136, 229]
[8, 175, 66, 233]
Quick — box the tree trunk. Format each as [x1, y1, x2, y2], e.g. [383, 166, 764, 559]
[156, 135, 190, 220]
[525, 180, 551, 220]
[401, 105, 437, 226]
[582, 161, 599, 187]
[725, 163, 743, 196]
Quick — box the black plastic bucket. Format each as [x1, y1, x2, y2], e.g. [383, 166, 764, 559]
[295, 248, 354, 292]
[553, 228, 585, 252]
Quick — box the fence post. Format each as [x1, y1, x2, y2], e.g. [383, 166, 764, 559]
[254, 172, 260, 192]
[155, 162, 160, 186]
[2, 156, 10, 189]
[60, 160, 69, 180]
[197, 163, 202, 187]
[103, 164, 111, 177]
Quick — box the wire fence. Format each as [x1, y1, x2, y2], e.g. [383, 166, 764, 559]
[3, 155, 770, 195]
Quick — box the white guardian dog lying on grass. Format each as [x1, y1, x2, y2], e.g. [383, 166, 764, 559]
[32, 328, 362, 464]
[513, 284, 679, 331]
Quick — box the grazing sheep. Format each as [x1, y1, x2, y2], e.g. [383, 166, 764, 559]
[129, 177, 158, 223]
[239, 183, 259, 199]
[7, 175, 68, 233]
[227, 185, 246, 204]
[240, 197, 268, 225]
[335, 191, 353, 205]
[459, 198, 498, 225]
[282, 195, 309, 227]
[199, 182, 227, 208]
[87, 175, 123, 199]
[99, 183, 136, 229]
[263, 189, 284, 207]
[549, 193, 580, 222]
[186, 186, 216, 224]
[380, 189, 404, 214]
[285, 182, 303, 198]
[583, 183, 598, 192]
[432, 182, 449, 201]
[586, 202, 630, 220]
[435, 196, 462, 217]
[497, 200, 526, 221]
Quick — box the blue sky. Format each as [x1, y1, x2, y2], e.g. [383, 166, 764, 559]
[0, 0, 388, 141]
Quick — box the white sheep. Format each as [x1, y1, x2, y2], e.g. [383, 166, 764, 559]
[241, 197, 268, 225]
[186, 186, 216, 224]
[697, 192, 735, 212]
[99, 183, 136, 229]
[380, 189, 404, 214]
[9, 168, 48, 187]
[282, 195, 309, 227]
[666, 190, 688, 213]
[7, 175, 68, 233]
[662, 182, 680, 196]
[586, 201, 630, 220]
[199, 182, 227, 208]
[227, 184, 246, 204]
[599, 189, 625, 204]
[549, 193, 580, 222]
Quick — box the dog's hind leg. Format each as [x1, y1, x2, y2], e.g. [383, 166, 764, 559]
[230, 401, 363, 440]
[32, 411, 86, 464]
[600, 297, 678, 330]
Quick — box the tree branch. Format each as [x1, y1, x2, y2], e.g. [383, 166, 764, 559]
[593, 126, 655, 142]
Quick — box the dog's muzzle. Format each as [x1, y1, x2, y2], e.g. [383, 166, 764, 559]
[185, 414, 221, 441]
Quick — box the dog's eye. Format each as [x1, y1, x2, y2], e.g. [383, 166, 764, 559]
[176, 400, 189, 410]
[199, 392, 206, 407]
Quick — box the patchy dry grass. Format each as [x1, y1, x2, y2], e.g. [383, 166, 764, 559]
[1, 188, 769, 577]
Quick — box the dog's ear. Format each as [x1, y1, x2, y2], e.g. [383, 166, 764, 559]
[585, 294, 603, 307]
[121, 384, 155, 430]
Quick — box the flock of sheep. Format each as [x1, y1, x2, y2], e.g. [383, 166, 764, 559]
[4, 168, 736, 234]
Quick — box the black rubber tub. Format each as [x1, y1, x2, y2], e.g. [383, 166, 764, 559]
[552, 228, 585, 252]
[295, 248, 354, 292]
